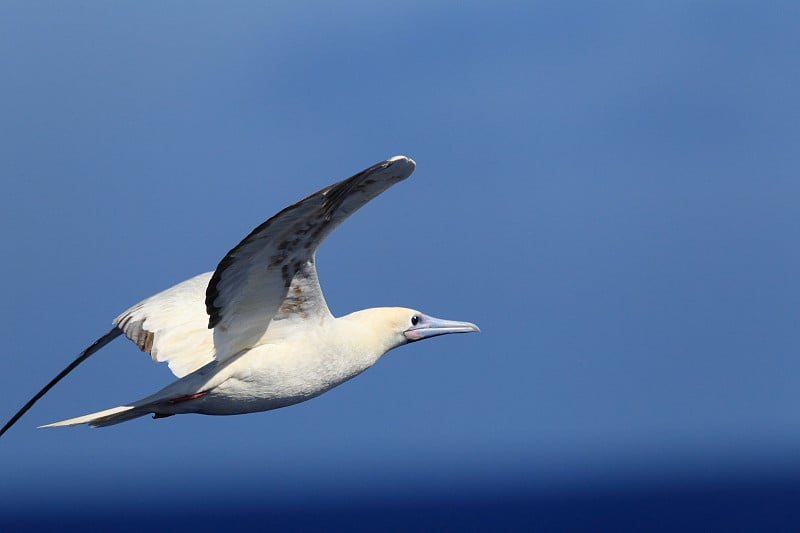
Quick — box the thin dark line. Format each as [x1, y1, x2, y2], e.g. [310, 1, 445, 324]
[0, 327, 123, 438]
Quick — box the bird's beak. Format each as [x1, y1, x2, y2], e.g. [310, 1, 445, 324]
[403, 314, 480, 342]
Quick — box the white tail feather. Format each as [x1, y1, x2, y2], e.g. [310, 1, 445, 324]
[40, 404, 151, 428]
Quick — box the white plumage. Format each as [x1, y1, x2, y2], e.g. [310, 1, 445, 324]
[114, 272, 215, 378]
[0, 156, 478, 435]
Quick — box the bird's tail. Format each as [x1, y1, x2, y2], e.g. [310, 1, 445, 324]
[38, 363, 215, 429]
[39, 403, 155, 428]
[39, 381, 209, 428]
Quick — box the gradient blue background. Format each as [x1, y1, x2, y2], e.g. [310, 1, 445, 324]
[2, 2, 800, 530]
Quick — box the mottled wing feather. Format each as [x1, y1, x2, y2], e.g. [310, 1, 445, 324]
[206, 156, 416, 359]
[113, 272, 216, 378]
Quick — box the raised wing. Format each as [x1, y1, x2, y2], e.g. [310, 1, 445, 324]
[114, 272, 216, 378]
[206, 155, 416, 358]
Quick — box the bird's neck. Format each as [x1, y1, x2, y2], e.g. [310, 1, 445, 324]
[334, 309, 404, 365]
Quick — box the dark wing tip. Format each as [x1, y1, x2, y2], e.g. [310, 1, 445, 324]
[385, 155, 416, 176]
[0, 327, 123, 438]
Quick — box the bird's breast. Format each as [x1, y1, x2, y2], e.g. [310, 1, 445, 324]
[193, 340, 380, 415]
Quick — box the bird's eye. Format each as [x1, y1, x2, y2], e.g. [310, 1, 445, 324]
[411, 315, 420, 326]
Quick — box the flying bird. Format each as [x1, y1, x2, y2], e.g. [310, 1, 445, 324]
[0, 156, 478, 436]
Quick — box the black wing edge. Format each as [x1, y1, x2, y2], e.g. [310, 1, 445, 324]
[0, 327, 123, 439]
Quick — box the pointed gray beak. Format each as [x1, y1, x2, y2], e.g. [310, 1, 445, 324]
[403, 313, 480, 342]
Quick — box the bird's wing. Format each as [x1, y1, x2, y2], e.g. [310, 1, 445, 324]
[206, 155, 416, 359]
[114, 272, 216, 378]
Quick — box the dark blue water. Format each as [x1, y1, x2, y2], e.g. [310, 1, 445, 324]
[4, 473, 799, 531]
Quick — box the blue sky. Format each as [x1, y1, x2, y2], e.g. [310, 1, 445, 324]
[2, 0, 800, 524]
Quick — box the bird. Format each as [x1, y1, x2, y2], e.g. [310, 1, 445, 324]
[0, 156, 479, 437]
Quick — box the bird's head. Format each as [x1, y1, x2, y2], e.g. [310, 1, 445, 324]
[343, 307, 479, 355]
[400, 309, 480, 343]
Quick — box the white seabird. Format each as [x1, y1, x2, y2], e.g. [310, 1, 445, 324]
[0, 156, 479, 435]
